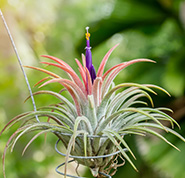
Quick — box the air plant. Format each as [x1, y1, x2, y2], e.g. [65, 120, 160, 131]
[1, 26, 185, 178]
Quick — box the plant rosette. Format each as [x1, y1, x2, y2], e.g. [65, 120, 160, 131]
[1, 27, 185, 178]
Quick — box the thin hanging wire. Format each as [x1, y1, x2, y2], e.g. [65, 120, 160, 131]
[0, 9, 39, 122]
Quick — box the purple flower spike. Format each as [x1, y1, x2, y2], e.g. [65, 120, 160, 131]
[85, 27, 96, 83]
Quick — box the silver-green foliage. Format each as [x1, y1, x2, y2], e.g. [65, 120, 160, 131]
[1, 45, 185, 178]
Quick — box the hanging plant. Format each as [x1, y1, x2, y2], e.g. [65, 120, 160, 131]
[1, 20, 185, 178]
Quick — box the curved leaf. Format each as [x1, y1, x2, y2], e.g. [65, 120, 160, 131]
[92, 77, 102, 107]
[25, 90, 77, 116]
[41, 61, 86, 95]
[24, 65, 60, 78]
[102, 59, 156, 96]
[96, 43, 119, 77]
[103, 130, 138, 172]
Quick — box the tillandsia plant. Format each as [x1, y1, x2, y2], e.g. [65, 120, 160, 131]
[1, 26, 185, 178]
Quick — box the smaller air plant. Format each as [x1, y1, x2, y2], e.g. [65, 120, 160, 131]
[1, 27, 185, 178]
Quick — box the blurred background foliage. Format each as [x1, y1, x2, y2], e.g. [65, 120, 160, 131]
[0, 0, 185, 177]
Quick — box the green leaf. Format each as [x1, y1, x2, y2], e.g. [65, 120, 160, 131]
[105, 129, 136, 160]
[25, 90, 77, 117]
[97, 83, 156, 121]
[96, 107, 166, 134]
[64, 130, 88, 178]
[103, 130, 138, 172]
[38, 105, 75, 122]
[139, 107, 180, 129]
[86, 95, 97, 130]
[134, 123, 185, 142]
[105, 88, 154, 117]
[122, 125, 180, 151]
[73, 116, 93, 135]
[22, 129, 52, 156]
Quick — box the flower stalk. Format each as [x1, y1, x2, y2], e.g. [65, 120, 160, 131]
[85, 26, 96, 83]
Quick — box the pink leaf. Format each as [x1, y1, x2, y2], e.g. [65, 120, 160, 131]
[2, 125, 30, 178]
[102, 63, 124, 80]
[0, 112, 31, 136]
[24, 66, 60, 78]
[82, 53, 86, 68]
[92, 77, 102, 107]
[41, 61, 86, 95]
[39, 78, 87, 105]
[34, 76, 52, 87]
[79, 69, 88, 93]
[41, 55, 73, 71]
[75, 58, 86, 87]
[61, 82, 82, 116]
[85, 67, 93, 95]
[22, 130, 51, 156]
[102, 59, 155, 96]
[96, 43, 119, 77]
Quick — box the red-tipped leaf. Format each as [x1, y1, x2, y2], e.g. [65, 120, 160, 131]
[24, 66, 60, 78]
[41, 61, 86, 95]
[85, 67, 93, 95]
[41, 55, 74, 71]
[96, 43, 119, 77]
[102, 59, 155, 95]
[39, 78, 87, 104]
[75, 58, 86, 87]
[34, 76, 52, 87]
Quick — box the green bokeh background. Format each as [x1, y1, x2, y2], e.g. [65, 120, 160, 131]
[0, 0, 185, 177]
